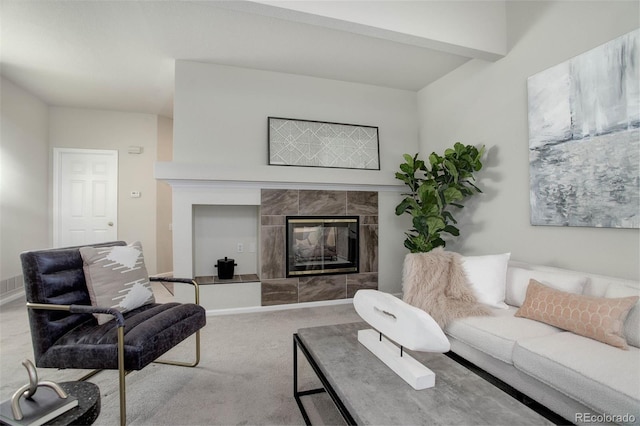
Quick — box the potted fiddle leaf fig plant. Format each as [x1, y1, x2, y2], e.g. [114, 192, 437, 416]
[395, 142, 485, 253]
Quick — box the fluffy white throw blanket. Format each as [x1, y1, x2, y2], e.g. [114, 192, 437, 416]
[402, 247, 490, 328]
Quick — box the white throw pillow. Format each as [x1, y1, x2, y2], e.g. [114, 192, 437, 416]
[505, 267, 587, 307]
[605, 284, 640, 348]
[462, 253, 511, 309]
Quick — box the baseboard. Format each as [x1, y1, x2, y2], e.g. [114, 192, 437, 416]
[0, 289, 25, 306]
[204, 290, 402, 316]
[205, 297, 354, 316]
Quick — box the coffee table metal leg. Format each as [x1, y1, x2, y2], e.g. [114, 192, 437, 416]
[294, 335, 323, 425]
[293, 333, 356, 426]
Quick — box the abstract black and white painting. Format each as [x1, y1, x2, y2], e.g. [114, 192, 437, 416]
[528, 29, 639, 228]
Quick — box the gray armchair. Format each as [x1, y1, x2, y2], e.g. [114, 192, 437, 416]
[20, 241, 206, 425]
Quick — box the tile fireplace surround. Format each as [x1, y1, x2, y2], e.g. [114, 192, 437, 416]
[261, 189, 378, 305]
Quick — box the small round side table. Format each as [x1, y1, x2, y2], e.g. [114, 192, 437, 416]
[45, 382, 100, 425]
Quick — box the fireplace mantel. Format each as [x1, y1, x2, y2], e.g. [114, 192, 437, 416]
[155, 161, 404, 192]
[157, 161, 389, 311]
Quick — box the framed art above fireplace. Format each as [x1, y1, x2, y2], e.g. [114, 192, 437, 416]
[268, 117, 380, 170]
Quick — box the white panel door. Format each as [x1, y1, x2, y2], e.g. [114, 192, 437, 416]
[54, 148, 118, 247]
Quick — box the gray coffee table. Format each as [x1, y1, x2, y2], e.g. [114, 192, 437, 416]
[293, 322, 554, 425]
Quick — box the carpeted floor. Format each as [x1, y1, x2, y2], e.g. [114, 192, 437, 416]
[0, 284, 361, 425]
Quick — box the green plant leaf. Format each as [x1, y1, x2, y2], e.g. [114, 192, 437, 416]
[432, 237, 446, 248]
[443, 159, 458, 182]
[429, 153, 441, 167]
[399, 163, 413, 174]
[404, 238, 416, 252]
[468, 181, 483, 193]
[395, 198, 417, 216]
[443, 186, 463, 203]
[475, 145, 486, 162]
[413, 215, 430, 234]
[394, 172, 411, 184]
[423, 202, 439, 215]
[402, 153, 414, 166]
[442, 211, 457, 224]
[444, 225, 460, 236]
[426, 216, 445, 232]
[417, 181, 435, 199]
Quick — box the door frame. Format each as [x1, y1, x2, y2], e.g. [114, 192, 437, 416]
[53, 148, 119, 247]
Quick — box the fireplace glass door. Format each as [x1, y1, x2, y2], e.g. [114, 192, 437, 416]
[286, 216, 359, 277]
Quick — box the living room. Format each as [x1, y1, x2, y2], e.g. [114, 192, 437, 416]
[3, 1, 639, 300]
[1, 1, 639, 425]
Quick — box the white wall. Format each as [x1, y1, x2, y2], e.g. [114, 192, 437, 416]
[173, 61, 418, 292]
[418, 1, 639, 280]
[156, 116, 173, 274]
[0, 77, 49, 284]
[49, 108, 160, 274]
[174, 61, 418, 182]
[194, 205, 259, 277]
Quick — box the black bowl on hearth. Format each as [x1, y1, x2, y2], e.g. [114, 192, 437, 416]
[215, 257, 237, 280]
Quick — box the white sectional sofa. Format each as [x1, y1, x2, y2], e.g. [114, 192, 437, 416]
[445, 261, 640, 425]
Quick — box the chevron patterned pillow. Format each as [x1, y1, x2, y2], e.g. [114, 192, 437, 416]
[80, 241, 155, 324]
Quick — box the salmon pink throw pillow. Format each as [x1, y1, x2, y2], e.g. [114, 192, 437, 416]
[515, 279, 638, 349]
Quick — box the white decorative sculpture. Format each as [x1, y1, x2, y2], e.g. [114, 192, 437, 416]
[353, 289, 450, 390]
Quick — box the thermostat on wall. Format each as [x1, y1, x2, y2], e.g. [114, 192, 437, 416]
[130, 191, 141, 198]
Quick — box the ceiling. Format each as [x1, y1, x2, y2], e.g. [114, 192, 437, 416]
[1, 1, 494, 118]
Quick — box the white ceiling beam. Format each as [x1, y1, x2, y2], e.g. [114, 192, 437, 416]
[221, 0, 507, 61]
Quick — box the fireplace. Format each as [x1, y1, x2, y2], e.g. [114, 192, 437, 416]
[286, 216, 359, 277]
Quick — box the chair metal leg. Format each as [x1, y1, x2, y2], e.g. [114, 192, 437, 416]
[75, 329, 128, 425]
[77, 366, 128, 426]
[155, 279, 201, 368]
[77, 369, 103, 382]
[118, 326, 126, 426]
[76, 324, 188, 426]
[154, 329, 201, 367]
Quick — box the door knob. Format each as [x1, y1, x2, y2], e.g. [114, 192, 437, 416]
[108, 222, 114, 227]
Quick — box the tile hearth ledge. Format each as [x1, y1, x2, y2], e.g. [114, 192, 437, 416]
[155, 161, 404, 192]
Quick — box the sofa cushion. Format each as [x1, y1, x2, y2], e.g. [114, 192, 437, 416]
[513, 332, 640, 421]
[605, 284, 640, 348]
[80, 241, 155, 324]
[462, 253, 511, 309]
[505, 267, 587, 307]
[515, 280, 638, 349]
[445, 307, 562, 364]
